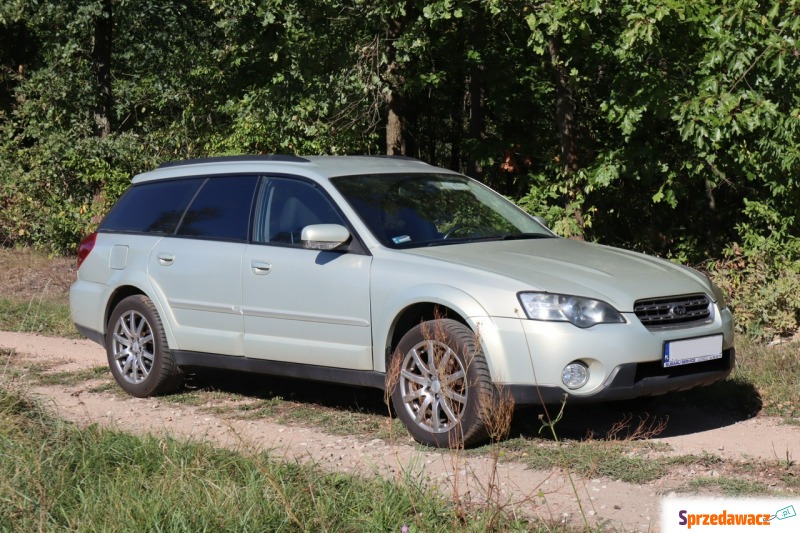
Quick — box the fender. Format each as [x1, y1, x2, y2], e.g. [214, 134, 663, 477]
[105, 270, 180, 350]
[374, 282, 538, 383]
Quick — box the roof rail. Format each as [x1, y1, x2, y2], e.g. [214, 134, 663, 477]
[158, 155, 310, 168]
[366, 154, 423, 162]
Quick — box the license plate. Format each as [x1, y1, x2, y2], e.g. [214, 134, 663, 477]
[663, 334, 723, 368]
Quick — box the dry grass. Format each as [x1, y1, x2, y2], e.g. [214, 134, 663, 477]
[0, 248, 74, 301]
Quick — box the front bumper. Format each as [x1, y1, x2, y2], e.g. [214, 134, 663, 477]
[508, 347, 735, 405]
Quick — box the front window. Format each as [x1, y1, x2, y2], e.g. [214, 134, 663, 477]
[253, 177, 346, 246]
[332, 173, 553, 248]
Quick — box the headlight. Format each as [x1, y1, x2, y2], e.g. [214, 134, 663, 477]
[704, 275, 728, 310]
[517, 292, 625, 328]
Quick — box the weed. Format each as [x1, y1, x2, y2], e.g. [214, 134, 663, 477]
[773, 447, 795, 469]
[605, 413, 667, 441]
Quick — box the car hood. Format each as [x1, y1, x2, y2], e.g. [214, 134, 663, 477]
[405, 238, 712, 312]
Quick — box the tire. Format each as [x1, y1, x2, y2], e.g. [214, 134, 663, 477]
[390, 319, 496, 448]
[106, 295, 182, 397]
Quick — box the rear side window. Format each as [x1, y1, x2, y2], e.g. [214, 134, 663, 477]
[100, 179, 202, 234]
[176, 175, 259, 241]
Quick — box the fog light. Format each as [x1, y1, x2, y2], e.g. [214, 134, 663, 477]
[561, 361, 589, 389]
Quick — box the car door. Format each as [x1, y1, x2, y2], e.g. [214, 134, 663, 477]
[148, 175, 259, 356]
[241, 177, 373, 370]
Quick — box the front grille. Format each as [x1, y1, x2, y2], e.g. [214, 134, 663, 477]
[634, 294, 712, 328]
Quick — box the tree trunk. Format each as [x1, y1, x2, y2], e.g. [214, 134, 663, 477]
[449, 94, 462, 171]
[386, 88, 406, 155]
[466, 18, 486, 179]
[90, 0, 114, 226]
[547, 33, 585, 240]
[92, 0, 113, 139]
[384, 4, 412, 156]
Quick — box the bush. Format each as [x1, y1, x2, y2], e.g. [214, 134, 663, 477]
[707, 198, 800, 341]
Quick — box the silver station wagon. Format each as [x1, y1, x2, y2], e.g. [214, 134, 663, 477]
[70, 155, 734, 447]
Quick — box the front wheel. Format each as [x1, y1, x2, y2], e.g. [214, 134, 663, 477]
[106, 295, 182, 397]
[390, 319, 497, 447]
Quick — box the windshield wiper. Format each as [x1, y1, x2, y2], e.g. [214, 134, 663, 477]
[424, 233, 554, 247]
[500, 233, 555, 240]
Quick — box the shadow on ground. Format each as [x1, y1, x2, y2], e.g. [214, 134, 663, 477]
[181, 368, 761, 444]
[182, 368, 390, 416]
[511, 378, 762, 442]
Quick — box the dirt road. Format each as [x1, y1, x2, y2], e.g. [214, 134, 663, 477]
[2, 331, 798, 532]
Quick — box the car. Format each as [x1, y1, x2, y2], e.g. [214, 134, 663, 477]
[70, 155, 734, 447]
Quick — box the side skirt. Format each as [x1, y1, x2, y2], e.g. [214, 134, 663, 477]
[173, 350, 386, 390]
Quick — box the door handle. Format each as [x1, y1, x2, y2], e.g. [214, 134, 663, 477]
[157, 253, 175, 266]
[250, 261, 272, 275]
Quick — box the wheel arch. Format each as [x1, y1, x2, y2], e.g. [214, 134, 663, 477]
[104, 281, 178, 349]
[377, 284, 493, 373]
[387, 302, 467, 363]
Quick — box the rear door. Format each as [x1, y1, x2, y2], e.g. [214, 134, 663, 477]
[148, 175, 259, 356]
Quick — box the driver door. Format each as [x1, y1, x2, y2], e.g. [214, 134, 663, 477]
[241, 177, 373, 370]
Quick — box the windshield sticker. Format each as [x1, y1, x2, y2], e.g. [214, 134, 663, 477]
[434, 181, 471, 190]
[392, 235, 412, 244]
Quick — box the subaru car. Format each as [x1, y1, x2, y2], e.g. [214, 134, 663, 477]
[70, 155, 734, 447]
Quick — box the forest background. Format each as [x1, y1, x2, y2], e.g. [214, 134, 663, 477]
[1, 0, 799, 341]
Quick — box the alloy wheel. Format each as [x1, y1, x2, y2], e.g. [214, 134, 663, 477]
[398, 339, 468, 434]
[111, 309, 155, 384]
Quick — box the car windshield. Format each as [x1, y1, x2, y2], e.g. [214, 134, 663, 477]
[332, 173, 554, 248]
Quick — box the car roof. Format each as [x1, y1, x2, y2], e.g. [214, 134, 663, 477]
[131, 155, 459, 184]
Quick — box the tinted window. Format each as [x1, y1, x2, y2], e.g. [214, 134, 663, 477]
[100, 179, 202, 234]
[176, 175, 259, 241]
[253, 178, 345, 245]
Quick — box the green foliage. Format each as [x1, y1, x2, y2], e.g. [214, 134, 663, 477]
[708, 196, 800, 340]
[709, 246, 800, 342]
[2, 0, 800, 335]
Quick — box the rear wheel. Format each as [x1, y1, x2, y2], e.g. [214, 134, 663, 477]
[106, 295, 182, 397]
[390, 319, 495, 447]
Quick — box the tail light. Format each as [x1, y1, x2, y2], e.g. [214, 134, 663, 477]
[76, 232, 97, 269]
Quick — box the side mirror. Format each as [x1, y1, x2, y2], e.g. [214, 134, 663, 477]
[533, 216, 549, 229]
[301, 224, 351, 250]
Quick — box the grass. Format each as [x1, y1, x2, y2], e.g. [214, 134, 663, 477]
[734, 337, 800, 420]
[0, 297, 77, 338]
[32, 365, 110, 386]
[509, 440, 668, 484]
[0, 248, 76, 337]
[0, 384, 544, 532]
[684, 477, 771, 496]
